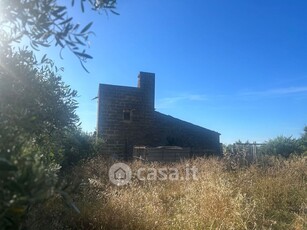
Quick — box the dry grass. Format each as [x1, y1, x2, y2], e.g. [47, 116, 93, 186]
[27, 155, 307, 230]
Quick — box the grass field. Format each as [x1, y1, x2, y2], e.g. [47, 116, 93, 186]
[27, 155, 307, 230]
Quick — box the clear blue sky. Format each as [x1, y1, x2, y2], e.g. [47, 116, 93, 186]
[47, 0, 307, 144]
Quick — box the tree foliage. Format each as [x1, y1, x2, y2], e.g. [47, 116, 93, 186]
[0, 46, 80, 229]
[261, 136, 303, 158]
[0, 0, 118, 71]
[0, 46, 79, 160]
[0, 0, 118, 228]
[0, 147, 60, 230]
[301, 126, 307, 154]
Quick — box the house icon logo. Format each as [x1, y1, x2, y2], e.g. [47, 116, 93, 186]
[109, 163, 132, 186]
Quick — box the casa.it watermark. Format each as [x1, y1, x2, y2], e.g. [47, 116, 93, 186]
[108, 162, 198, 186]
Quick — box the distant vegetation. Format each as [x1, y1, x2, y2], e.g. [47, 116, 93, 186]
[223, 133, 306, 170]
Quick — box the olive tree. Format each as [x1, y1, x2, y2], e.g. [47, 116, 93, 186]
[0, 0, 118, 71]
[0, 1, 119, 227]
[0, 46, 80, 229]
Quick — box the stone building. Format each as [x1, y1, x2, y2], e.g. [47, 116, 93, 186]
[97, 72, 221, 159]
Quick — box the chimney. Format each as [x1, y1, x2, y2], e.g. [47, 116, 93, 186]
[138, 72, 155, 111]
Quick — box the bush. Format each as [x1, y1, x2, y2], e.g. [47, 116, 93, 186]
[60, 131, 98, 169]
[0, 145, 61, 230]
[0, 47, 80, 228]
[261, 136, 303, 158]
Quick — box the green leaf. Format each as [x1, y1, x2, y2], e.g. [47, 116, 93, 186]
[75, 37, 85, 46]
[110, 10, 120, 15]
[53, 6, 66, 15]
[55, 38, 64, 48]
[80, 59, 90, 73]
[58, 12, 66, 20]
[59, 17, 73, 25]
[73, 24, 80, 30]
[81, 0, 85, 12]
[41, 54, 47, 63]
[74, 52, 93, 59]
[65, 40, 76, 47]
[80, 22, 93, 34]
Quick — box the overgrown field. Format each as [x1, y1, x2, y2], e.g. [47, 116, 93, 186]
[27, 156, 307, 230]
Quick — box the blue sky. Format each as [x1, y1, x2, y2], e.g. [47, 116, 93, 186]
[46, 0, 307, 144]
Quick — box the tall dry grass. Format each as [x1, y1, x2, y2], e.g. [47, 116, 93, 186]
[27, 155, 307, 230]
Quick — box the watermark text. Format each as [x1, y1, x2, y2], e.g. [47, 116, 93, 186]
[109, 163, 198, 186]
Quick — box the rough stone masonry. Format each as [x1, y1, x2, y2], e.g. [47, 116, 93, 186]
[97, 72, 221, 159]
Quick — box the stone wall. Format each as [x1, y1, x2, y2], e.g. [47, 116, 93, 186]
[97, 72, 221, 159]
[97, 72, 155, 159]
[150, 112, 221, 156]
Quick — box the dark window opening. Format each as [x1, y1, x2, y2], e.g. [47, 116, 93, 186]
[123, 111, 131, 121]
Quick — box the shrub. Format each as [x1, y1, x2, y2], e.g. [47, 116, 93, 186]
[261, 136, 303, 158]
[60, 130, 96, 169]
[0, 47, 79, 228]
